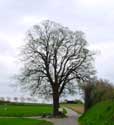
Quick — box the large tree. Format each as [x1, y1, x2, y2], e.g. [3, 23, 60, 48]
[18, 20, 95, 116]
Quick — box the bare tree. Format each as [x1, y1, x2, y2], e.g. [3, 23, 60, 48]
[14, 97, 18, 102]
[0, 97, 5, 102]
[18, 20, 95, 116]
[20, 97, 25, 103]
[6, 97, 11, 102]
[27, 97, 32, 102]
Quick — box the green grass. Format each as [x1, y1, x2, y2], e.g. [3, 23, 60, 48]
[79, 100, 114, 125]
[63, 108, 67, 115]
[0, 118, 53, 125]
[0, 104, 52, 117]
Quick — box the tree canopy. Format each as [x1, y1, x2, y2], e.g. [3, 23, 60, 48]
[18, 20, 95, 116]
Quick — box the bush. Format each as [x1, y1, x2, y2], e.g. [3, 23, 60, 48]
[75, 100, 83, 104]
[81, 79, 114, 112]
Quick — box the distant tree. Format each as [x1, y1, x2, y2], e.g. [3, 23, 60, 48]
[20, 97, 25, 102]
[6, 97, 11, 102]
[32, 98, 38, 103]
[27, 97, 32, 102]
[0, 97, 5, 102]
[74, 99, 83, 104]
[14, 97, 18, 102]
[17, 20, 95, 116]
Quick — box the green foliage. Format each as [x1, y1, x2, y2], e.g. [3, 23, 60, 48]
[0, 100, 11, 105]
[79, 100, 114, 125]
[75, 100, 83, 104]
[0, 104, 52, 117]
[63, 108, 67, 115]
[0, 118, 53, 125]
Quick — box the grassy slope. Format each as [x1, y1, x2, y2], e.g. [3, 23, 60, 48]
[0, 104, 52, 117]
[0, 118, 53, 125]
[79, 100, 114, 125]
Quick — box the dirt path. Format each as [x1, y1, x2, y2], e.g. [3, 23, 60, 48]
[45, 108, 79, 125]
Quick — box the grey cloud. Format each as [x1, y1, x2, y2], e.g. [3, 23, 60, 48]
[0, 0, 114, 97]
[0, 0, 113, 44]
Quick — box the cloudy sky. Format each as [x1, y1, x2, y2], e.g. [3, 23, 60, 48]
[0, 0, 114, 98]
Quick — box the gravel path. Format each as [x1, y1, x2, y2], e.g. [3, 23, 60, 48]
[46, 108, 79, 125]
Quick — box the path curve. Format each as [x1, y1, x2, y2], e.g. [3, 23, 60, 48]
[27, 108, 79, 125]
[46, 108, 79, 125]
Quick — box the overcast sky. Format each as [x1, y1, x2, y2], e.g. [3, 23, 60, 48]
[0, 0, 114, 98]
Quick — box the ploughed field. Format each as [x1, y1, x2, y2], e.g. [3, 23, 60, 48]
[0, 118, 53, 125]
[61, 103, 84, 114]
[0, 103, 52, 117]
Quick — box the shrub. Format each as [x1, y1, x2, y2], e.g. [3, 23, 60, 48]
[81, 79, 114, 112]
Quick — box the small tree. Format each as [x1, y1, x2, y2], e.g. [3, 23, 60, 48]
[6, 97, 11, 102]
[27, 97, 32, 102]
[14, 97, 18, 102]
[0, 97, 5, 103]
[18, 20, 95, 116]
[20, 97, 25, 103]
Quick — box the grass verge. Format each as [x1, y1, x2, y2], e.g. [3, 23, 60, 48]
[0, 118, 53, 125]
[79, 100, 114, 125]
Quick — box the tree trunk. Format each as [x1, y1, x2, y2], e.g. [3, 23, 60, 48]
[53, 93, 60, 117]
[84, 88, 92, 113]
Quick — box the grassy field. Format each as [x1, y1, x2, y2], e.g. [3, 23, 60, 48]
[61, 104, 84, 114]
[0, 104, 52, 117]
[79, 100, 114, 125]
[0, 118, 53, 125]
